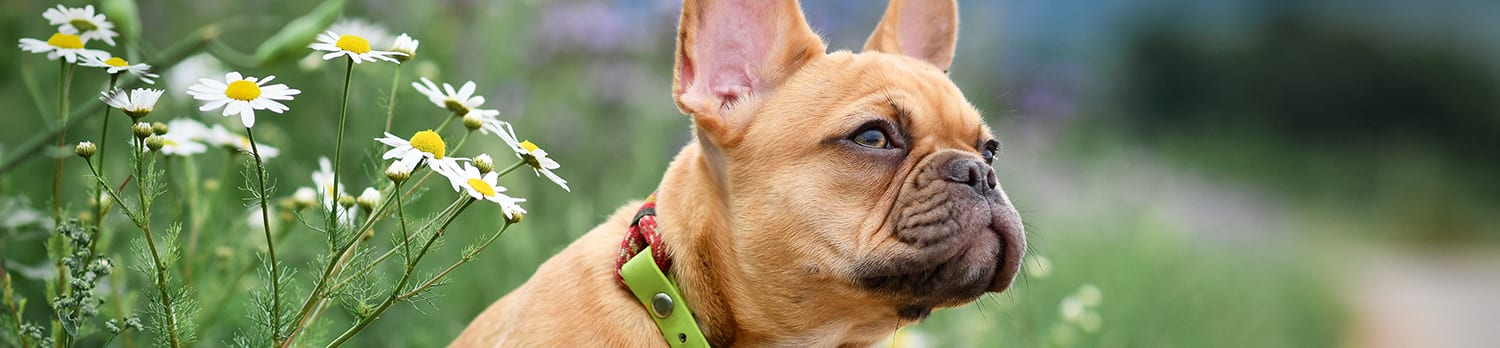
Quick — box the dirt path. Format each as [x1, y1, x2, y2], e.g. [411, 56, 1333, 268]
[1349, 250, 1500, 348]
[1002, 123, 1500, 348]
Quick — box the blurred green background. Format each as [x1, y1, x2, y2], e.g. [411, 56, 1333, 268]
[4, 0, 1499, 346]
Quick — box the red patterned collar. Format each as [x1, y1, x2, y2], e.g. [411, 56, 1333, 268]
[615, 192, 671, 286]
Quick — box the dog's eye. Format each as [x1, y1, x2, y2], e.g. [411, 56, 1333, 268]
[981, 139, 999, 163]
[851, 128, 890, 148]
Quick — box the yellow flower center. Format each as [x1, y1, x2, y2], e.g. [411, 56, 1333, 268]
[520, 140, 540, 154]
[104, 57, 128, 67]
[69, 19, 98, 31]
[224, 80, 262, 101]
[409, 130, 446, 159]
[467, 178, 496, 197]
[335, 34, 372, 54]
[47, 33, 84, 49]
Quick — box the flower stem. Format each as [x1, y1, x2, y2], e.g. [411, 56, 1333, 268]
[327, 58, 354, 238]
[49, 60, 75, 347]
[383, 67, 401, 134]
[324, 196, 467, 294]
[495, 160, 527, 178]
[282, 183, 405, 348]
[435, 112, 457, 131]
[245, 127, 282, 346]
[399, 221, 513, 300]
[90, 74, 120, 253]
[53, 60, 74, 226]
[90, 140, 182, 348]
[325, 199, 476, 348]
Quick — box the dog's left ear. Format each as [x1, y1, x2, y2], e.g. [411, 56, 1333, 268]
[863, 0, 959, 72]
[673, 0, 827, 144]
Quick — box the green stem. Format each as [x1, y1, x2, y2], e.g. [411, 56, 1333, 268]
[325, 199, 476, 348]
[399, 221, 513, 300]
[324, 196, 467, 293]
[326, 58, 354, 237]
[434, 113, 457, 132]
[93, 139, 182, 348]
[383, 67, 401, 133]
[92, 74, 120, 253]
[281, 58, 353, 348]
[50, 60, 74, 348]
[281, 183, 404, 348]
[245, 127, 281, 345]
[495, 160, 527, 178]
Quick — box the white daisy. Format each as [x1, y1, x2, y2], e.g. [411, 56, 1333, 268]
[390, 33, 419, 62]
[100, 88, 164, 119]
[153, 128, 208, 156]
[311, 156, 347, 211]
[82, 56, 158, 84]
[187, 72, 301, 128]
[356, 187, 381, 211]
[375, 130, 463, 178]
[165, 118, 211, 141]
[309, 31, 405, 64]
[42, 5, 118, 46]
[17, 32, 110, 63]
[204, 124, 280, 159]
[327, 18, 393, 48]
[292, 187, 318, 207]
[165, 54, 223, 92]
[448, 162, 527, 219]
[411, 78, 485, 115]
[488, 122, 569, 191]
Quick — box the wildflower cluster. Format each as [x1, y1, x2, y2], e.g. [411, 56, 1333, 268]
[1051, 284, 1105, 346]
[4, 3, 570, 348]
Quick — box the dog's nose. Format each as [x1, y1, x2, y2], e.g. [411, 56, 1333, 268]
[943, 158, 997, 193]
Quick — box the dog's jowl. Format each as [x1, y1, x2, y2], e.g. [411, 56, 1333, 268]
[453, 0, 1024, 346]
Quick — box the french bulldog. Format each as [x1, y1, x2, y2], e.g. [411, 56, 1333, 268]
[452, 0, 1025, 346]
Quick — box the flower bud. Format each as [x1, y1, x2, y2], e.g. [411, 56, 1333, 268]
[385, 168, 411, 183]
[337, 194, 356, 209]
[132, 122, 153, 139]
[145, 136, 165, 151]
[75, 141, 97, 159]
[291, 187, 317, 210]
[391, 34, 418, 63]
[474, 153, 494, 174]
[462, 112, 484, 131]
[506, 212, 524, 224]
[356, 187, 381, 213]
[152, 122, 169, 135]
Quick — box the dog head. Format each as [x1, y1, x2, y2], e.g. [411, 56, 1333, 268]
[670, 0, 1024, 337]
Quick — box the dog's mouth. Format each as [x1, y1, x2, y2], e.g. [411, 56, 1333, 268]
[852, 156, 1025, 314]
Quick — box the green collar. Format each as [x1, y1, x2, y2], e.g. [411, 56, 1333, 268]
[620, 246, 711, 347]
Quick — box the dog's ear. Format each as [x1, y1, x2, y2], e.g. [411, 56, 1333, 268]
[673, 0, 826, 142]
[863, 0, 958, 72]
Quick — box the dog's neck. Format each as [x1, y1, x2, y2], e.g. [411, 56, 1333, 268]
[655, 139, 740, 346]
[652, 138, 897, 347]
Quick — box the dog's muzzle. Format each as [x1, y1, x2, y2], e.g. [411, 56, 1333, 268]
[856, 150, 1025, 307]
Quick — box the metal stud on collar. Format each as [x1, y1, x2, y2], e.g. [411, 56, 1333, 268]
[651, 292, 674, 318]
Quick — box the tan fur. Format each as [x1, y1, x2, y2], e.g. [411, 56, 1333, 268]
[453, 1, 1022, 346]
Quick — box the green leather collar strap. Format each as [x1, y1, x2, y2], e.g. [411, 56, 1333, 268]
[620, 246, 710, 347]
